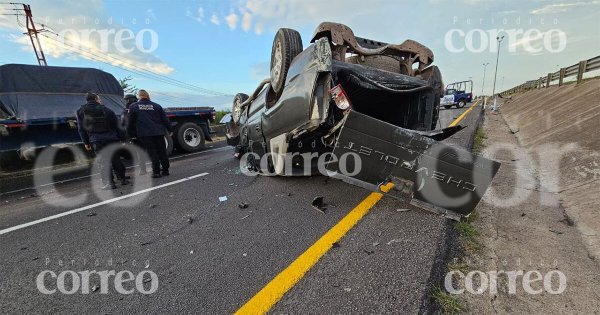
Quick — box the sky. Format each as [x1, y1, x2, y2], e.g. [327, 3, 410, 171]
[0, 0, 599, 110]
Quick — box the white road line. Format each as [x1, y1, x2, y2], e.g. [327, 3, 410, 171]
[0, 146, 231, 196]
[0, 172, 209, 236]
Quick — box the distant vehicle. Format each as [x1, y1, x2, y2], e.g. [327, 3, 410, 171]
[440, 80, 473, 109]
[0, 64, 216, 160]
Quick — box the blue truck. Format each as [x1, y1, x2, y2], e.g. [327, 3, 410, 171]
[440, 80, 473, 109]
[0, 64, 216, 161]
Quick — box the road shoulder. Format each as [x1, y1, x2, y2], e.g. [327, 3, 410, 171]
[456, 109, 600, 314]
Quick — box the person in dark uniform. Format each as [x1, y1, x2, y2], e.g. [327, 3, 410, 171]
[77, 92, 129, 190]
[127, 90, 172, 178]
[122, 94, 148, 175]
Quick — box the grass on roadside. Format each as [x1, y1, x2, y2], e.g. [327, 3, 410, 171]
[433, 286, 464, 314]
[447, 260, 471, 274]
[455, 221, 481, 252]
[472, 127, 487, 154]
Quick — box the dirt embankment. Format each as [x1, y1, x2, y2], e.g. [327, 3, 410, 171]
[500, 79, 600, 260]
[456, 79, 600, 314]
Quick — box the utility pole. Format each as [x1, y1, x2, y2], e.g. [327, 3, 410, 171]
[481, 62, 489, 108]
[22, 4, 47, 66]
[491, 35, 504, 111]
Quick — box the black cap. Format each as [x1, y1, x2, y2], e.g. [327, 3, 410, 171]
[124, 94, 137, 100]
[86, 92, 98, 102]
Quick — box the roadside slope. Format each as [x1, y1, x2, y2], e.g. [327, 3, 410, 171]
[501, 79, 600, 260]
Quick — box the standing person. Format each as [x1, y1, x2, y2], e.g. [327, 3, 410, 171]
[77, 92, 129, 190]
[122, 94, 148, 175]
[127, 90, 172, 178]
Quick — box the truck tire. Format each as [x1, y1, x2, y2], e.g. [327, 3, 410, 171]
[425, 65, 443, 130]
[175, 122, 205, 153]
[164, 133, 174, 156]
[270, 28, 303, 94]
[456, 99, 467, 108]
[232, 93, 249, 124]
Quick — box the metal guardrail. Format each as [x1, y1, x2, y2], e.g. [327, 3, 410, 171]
[501, 55, 600, 95]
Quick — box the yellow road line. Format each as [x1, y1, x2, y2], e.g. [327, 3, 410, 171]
[236, 100, 482, 314]
[235, 183, 394, 315]
[448, 99, 481, 127]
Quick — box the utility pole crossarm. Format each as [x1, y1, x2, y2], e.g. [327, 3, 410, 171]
[22, 4, 47, 66]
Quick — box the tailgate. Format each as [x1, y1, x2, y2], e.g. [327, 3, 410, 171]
[326, 110, 500, 220]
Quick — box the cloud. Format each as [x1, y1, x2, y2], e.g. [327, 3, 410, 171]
[210, 14, 220, 25]
[225, 13, 239, 30]
[195, 7, 205, 22]
[0, 0, 175, 74]
[242, 12, 252, 32]
[241, 0, 394, 35]
[254, 22, 264, 35]
[531, 1, 599, 14]
[146, 9, 156, 20]
[250, 61, 270, 80]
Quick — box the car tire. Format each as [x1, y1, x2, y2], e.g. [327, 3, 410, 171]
[164, 132, 174, 156]
[424, 65, 443, 130]
[175, 122, 205, 153]
[456, 99, 467, 108]
[270, 28, 303, 94]
[231, 93, 249, 124]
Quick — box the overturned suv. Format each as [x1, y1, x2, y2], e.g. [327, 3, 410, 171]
[225, 22, 499, 220]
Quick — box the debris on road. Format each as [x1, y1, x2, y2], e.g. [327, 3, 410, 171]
[343, 288, 351, 292]
[549, 229, 564, 235]
[332, 242, 340, 248]
[396, 208, 410, 212]
[386, 239, 403, 245]
[91, 285, 99, 292]
[373, 242, 380, 247]
[311, 196, 328, 213]
[148, 204, 157, 209]
[218, 196, 228, 202]
[240, 215, 249, 220]
[364, 249, 375, 255]
[187, 216, 194, 224]
[238, 202, 249, 209]
[87, 213, 97, 217]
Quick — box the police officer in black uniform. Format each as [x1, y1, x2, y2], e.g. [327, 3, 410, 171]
[122, 94, 148, 175]
[77, 92, 129, 190]
[127, 90, 172, 178]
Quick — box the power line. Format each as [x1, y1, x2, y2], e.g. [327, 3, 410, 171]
[41, 35, 224, 108]
[3, 6, 234, 98]
[40, 30, 232, 97]
[40, 33, 233, 98]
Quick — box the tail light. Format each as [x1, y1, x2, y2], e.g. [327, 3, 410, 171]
[211, 112, 216, 121]
[330, 84, 351, 111]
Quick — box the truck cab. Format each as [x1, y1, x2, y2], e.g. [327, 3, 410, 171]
[440, 80, 473, 109]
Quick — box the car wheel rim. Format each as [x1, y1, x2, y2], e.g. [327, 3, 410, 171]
[233, 99, 242, 122]
[271, 41, 282, 84]
[183, 128, 201, 147]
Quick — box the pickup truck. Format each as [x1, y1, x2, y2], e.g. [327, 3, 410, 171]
[440, 80, 473, 109]
[0, 64, 216, 161]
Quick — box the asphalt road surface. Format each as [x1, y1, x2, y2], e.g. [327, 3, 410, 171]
[0, 103, 480, 314]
